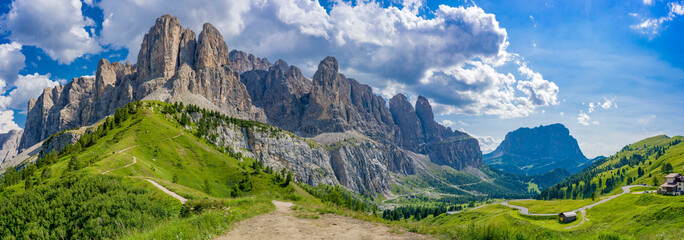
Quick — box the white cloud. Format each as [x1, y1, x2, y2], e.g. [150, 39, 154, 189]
[458, 128, 500, 154]
[560, 112, 564, 117]
[0, 73, 60, 110]
[631, 2, 684, 36]
[1, 0, 101, 64]
[0, 110, 21, 133]
[637, 114, 656, 125]
[417, 60, 558, 119]
[578, 112, 590, 126]
[0, 42, 25, 93]
[592, 121, 600, 125]
[587, 97, 617, 113]
[440, 119, 455, 127]
[643, 0, 654, 5]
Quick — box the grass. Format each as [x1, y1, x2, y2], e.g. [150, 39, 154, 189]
[121, 197, 275, 240]
[508, 198, 595, 214]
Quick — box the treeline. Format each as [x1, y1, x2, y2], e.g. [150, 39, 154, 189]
[0, 101, 141, 191]
[159, 102, 281, 138]
[382, 205, 450, 221]
[301, 184, 378, 213]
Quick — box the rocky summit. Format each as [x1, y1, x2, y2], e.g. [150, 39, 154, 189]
[483, 123, 590, 175]
[4, 14, 482, 195]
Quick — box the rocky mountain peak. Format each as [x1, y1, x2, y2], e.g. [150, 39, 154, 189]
[415, 95, 434, 125]
[137, 14, 183, 81]
[389, 94, 425, 152]
[484, 123, 589, 175]
[314, 56, 339, 80]
[228, 50, 271, 73]
[195, 22, 229, 69]
[273, 59, 289, 72]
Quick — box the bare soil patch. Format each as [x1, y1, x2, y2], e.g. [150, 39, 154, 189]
[215, 200, 425, 240]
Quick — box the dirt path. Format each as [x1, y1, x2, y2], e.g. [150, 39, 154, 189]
[102, 156, 137, 174]
[564, 210, 587, 229]
[146, 179, 188, 204]
[216, 200, 425, 240]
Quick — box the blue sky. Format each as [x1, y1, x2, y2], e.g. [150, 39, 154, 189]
[0, 0, 681, 157]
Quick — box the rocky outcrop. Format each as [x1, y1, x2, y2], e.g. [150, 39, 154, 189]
[240, 60, 311, 131]
[239, 57, 482, 171]
[39, 131, 81, 157]
[0, 130, 22, 166]
[389, 94, 425, 153]
[385, 94, 482, 170]
[483, 123, 590, 175]
[300, 57, 397, 142]
[229, 50, 271, 73]
[202, 115, 414, 194]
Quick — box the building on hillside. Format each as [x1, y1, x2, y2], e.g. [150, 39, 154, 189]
[559, 212, 576, 222]
[657, 173, 684, 196]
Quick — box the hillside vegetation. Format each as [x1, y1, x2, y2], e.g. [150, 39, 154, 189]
[538, 135, 683, 200]
[0, 102, 373, 239]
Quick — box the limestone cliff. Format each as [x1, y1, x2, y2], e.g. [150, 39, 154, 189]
[0, 130, 22, 166]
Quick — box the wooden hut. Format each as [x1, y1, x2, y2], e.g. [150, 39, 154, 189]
[559, 212, 577, 222]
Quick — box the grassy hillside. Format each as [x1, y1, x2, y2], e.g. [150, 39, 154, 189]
[385, 191, 683, 239]
[0, 101, 369, 239]
[538, 135, 683, 200]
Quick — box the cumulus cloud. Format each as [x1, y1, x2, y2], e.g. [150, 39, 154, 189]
[0, 73, 60, 110]
[417, 59, 558, 119]
[632, 1, 684, 35]
[1, 0, 101, 64]
[0, 42, 25, 93]
[644, 0, 654, 5]
[577, 112, 590, 126]
[0, 110, 21, 133]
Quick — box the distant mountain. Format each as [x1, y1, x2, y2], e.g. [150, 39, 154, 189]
[483, 123, 590, 175]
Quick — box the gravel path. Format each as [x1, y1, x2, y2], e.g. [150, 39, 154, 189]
[216, 200, 425, 240]
[146, 179, 188, 204]
[102, 156, 137, 174]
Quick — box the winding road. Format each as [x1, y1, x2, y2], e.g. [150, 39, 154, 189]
[501, 185, 644, 216]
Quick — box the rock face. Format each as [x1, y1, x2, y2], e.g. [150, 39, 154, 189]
[387, 94, 482, 169]
[483, 123, 590, 175]
[13, 14, 483, 195]
[229, 50, 271, 73]
[0, 130, 22, 166]
[202, 116, 415, 194]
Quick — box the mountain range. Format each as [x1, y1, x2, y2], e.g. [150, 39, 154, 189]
[0, 15, 483, 196]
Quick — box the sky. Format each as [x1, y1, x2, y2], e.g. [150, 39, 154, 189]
[0, 0, 681, 158]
